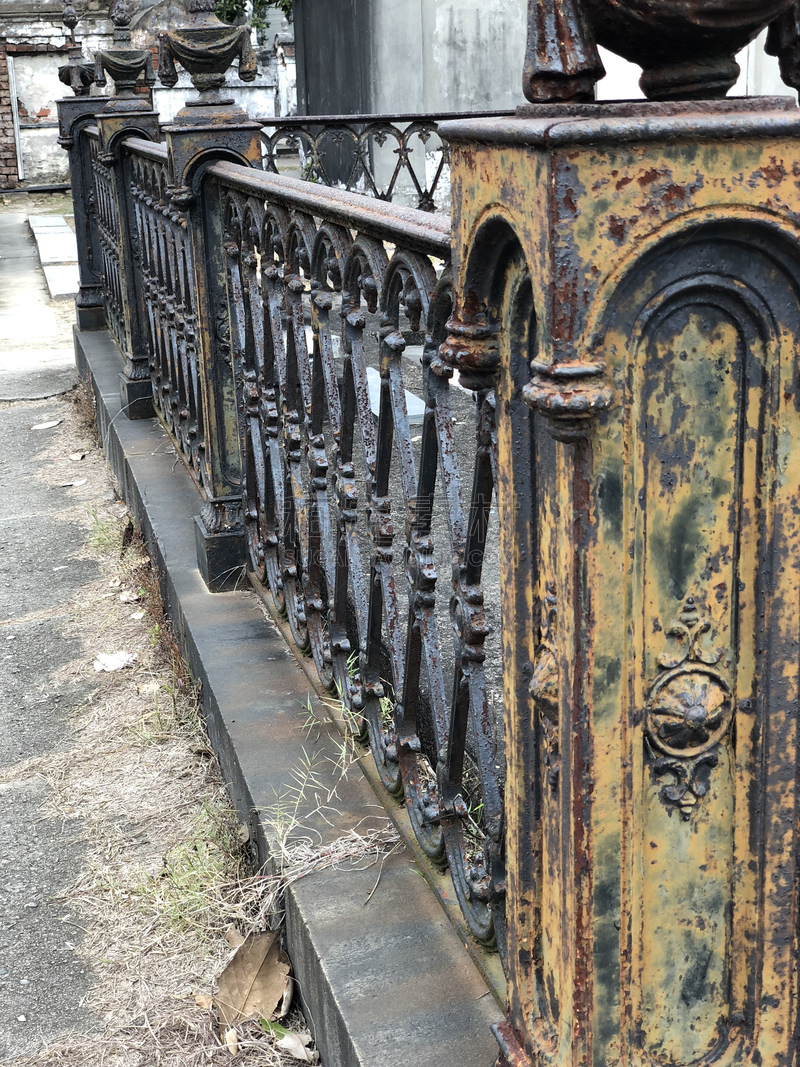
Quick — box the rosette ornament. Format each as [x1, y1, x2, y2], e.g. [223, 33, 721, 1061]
[157, 0, 257, 108]
[94, 0, 156, 112]
[643, 597, 733, 820]
[58, 2, 95, 96]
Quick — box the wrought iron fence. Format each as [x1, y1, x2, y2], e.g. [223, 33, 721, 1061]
[126, 138, 206, 485]
[86, 125, 128, 355]
[257, 112, 513, 212]
[209, 160, 507, 958]
[60, 6, 800, 1064]
[79, 116, 509, 982]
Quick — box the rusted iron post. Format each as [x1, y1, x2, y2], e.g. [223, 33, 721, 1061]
[92, 0, 159, 417]
[157, 0, 260, 590]
[440, 5, 800, 1065]
[56, 0, 104, 331]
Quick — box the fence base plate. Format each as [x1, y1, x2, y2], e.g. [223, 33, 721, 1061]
[194, 515, 245, 592]
[119, 373, 154, 420]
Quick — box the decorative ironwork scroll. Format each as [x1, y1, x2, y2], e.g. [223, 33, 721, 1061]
[258, 112, 513, 212]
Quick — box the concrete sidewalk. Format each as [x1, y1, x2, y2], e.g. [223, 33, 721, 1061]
[0, 208, 97, 1058]
[0, 213, 77, 401]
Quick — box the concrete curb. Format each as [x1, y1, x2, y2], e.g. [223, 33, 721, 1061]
[73, 326, 502, 1067]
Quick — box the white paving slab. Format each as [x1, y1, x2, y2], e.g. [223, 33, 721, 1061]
[0, 345, 75, 372]
[35, 230, 79, 266]
[43, 263, 80, 299]
[29, 215, 72, 232]
[0, 213, 77, 398]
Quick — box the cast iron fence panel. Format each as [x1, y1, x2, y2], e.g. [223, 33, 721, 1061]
[87, 125, 128, 356]
[208, 160, 507, 959]
[257, 112, 513, 212]
[124, 136, 206, 486]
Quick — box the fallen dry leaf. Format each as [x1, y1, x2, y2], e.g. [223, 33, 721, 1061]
[278, 974, 293, 1019]
[93, 651, 137, 672]
[31, 420, 62, 430]
[130, 611, 145, 621]
[224, 1028, 239, 1056]
[224, 925, 246, 950]
[194, 993, 213, 1010]
[215, 931, 291, 1027]
[119, 590, 140, 604]
[58, 478, 87, 488]
[276, 1031, 317, 1063]
[69, 452, 86, 461]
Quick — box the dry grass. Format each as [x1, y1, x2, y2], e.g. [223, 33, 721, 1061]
[4, 395, 398, 1066]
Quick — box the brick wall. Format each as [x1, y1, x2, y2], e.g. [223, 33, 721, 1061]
[0, 41, 19, 190]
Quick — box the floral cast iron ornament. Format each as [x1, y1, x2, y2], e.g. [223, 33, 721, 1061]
[644, 597, 732, 820]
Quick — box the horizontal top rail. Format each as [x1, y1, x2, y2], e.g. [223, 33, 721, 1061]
[123, 136, 170, 162]
[256, 109, 516, 127]
[207, 160, 452, 256]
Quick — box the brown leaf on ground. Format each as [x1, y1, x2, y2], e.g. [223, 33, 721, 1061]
[215, 932, 291, 1028]
[224, 926, 245, 950]
[223, 1028, 239, 1056]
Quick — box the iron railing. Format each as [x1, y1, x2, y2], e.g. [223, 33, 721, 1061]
[86, 125, 128, 354]
[257, 111, 513, 211]
[78, 116, 508, 987]
[126, 137, 206, 485]
[209, 160, 507, 956]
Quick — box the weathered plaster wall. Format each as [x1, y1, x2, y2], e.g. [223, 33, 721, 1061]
[0, 0, 110, 185]
[19, 122, 62, 179]
[152, 66, 277, 124]
[371, 0, 527, 114]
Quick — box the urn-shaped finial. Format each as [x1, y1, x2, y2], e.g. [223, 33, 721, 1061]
[94, 0, 156, 112]
[58, 0, 96, 96]
[523, 0, 800, 103]
[157, 0, 257, 120]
